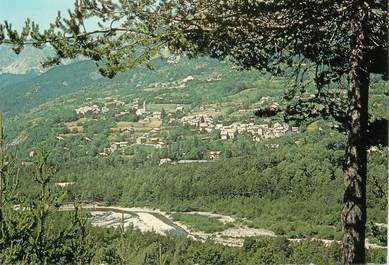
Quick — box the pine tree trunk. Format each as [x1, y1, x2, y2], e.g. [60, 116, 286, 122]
[341, 2, 370, 264]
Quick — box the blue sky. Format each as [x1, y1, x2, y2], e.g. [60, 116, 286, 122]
[0, 0, 75, 30]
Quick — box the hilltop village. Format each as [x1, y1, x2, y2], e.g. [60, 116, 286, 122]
[68, 94, 299, 165]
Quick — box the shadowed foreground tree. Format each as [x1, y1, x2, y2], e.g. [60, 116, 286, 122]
[0, 117, 94, 264]
[0, 0, 387, 263]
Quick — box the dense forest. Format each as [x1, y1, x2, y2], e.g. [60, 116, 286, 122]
[54, 129, 387, 241]
[1, 126, 387, 264]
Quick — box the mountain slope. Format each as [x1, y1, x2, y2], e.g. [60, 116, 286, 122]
[0, 45, 53, 74]
[0, 72, 37, 89]
[0, 61, 102, 115]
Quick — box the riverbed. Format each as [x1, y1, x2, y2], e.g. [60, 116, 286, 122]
[60, 204, 274, 247]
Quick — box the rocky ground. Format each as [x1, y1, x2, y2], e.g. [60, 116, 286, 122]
[60, 204, 387, 249]
[61, 204, 274, 246]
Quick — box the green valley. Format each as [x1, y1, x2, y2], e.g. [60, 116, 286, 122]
[1, 53, 387, 264]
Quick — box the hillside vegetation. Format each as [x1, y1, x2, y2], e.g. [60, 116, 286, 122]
[1, 54, 387, 264]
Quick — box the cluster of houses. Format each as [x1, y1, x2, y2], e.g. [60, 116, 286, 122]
[98, 136, 166, 156]
[108, 98, 145, 118]
[237, 97, 280, 114]
[99, 127, 166, 156]
[136, 135, 165, 148]
[74, 95, 296, 159]
[75, 97, 129, 116]
[74, 97, 187, 156]
[100, 141, 129, 156]
[130, 99, 147, 116]
[180, 114, 298, 141]
[181, 115, 215, 133]
[219, 122, 297, 141]
[145, 72, 222, 92]
[145, 75, 195, 91]
[75, 97, 187, 126]
[134, 127, 165, 148]
[75, 104, 101, 115]
[74, 97, 164, 122]
[158, 151, 221, 166]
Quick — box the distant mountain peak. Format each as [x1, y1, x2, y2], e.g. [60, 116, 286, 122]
[0, 45, 77, 75]
[0, 45, 51, 75]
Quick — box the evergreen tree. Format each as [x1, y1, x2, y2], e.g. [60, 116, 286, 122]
[0, 118, 94, 264]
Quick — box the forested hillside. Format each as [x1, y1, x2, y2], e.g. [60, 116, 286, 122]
[1, 52, 387, 264]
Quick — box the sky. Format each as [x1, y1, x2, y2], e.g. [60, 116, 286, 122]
[0, 0, 75, 30]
